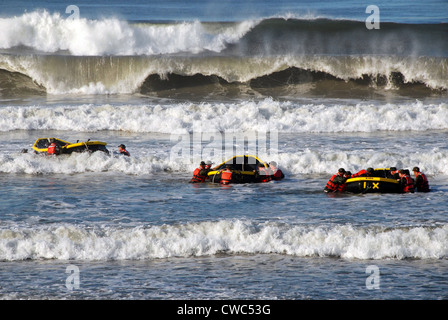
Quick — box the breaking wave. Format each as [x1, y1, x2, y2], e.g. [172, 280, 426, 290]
[1, 11, 446, 57]
[1, 54, 446, 95]
[1, 99, 448, 134]
[1, 221, 446, 261]
[0, 11, 446, 95]
[0, 10, 257, 55]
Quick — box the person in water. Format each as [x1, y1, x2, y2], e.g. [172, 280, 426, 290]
[398, 169, 415, 193]
[202, 161, 214, 182]
[256, 162, 272, 183]
[324, 168, 347, 193]
[118, 144, 130, 156]
[205, 161, 213, 171]
[190, 161, 209, 183]
[47, 138, 61, 155]
[351, 167, 375, 178]
[269, 161, 285, 181]
[387, 167, 399, 179]
[412, 166, 430, 192]
[220, 165, 233, 185]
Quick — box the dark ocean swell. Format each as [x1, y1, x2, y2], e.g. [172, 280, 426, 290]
[1, 54, 446, 98]
[224, 18, 448, 57]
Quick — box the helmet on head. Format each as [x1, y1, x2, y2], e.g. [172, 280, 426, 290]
[367, 167, 374, 174]
[338, 168, 345, 174]
[412, 166, 420, 172]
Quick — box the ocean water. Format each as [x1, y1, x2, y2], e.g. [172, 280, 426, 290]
[0, 0, 447, 302]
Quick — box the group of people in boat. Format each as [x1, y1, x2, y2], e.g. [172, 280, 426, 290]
[324, 166, 430, 193]
[189, 160, 285, 185]
[43, 138, 131, 156]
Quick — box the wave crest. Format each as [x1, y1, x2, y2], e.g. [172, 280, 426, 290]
[0, 10, 257, 56]
[1, 54, 447, 96]
[1, 221, 446, 261]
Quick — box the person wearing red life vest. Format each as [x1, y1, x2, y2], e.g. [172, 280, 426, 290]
[118, 144, 130, 156]
[256, 162, 272, 183]
[190, 161, 208, 183]
[324, 168, 347, 193]
[351, 167, 375, 178]
[388, 167, 399, 179]
[268, 161, 285, 181]
[398, 169, 415, 193]
[220, 165, 233, 185]
[47, 142, 57, 155]
[344, 171, 352, 179]
[412, 166, 430, 192]
[47, 138, 60, 155]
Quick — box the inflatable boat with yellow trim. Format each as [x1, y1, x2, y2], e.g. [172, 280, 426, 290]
[207, 155, 269, 183]
[32, 138, 109, 155]
[345, 168, 400, 193]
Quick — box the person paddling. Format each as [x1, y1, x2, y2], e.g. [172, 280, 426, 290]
[118, 144, 130, 156]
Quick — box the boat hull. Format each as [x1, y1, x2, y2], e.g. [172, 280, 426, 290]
[207, 155, 269, 184]
[32, 138, 109, 155]
[345, 177, 400, 193]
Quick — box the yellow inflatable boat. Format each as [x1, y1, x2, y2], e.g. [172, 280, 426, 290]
[207, 155, 269, 184]
[32, 138, 109, 155]
[345, 168, 401, 193]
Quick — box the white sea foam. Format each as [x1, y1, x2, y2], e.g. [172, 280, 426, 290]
[1, 99, 448, 133]
[0, 221, 446, 261]
[2, 142, 448, 176]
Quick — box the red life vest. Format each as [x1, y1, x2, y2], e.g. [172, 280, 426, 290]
[258, 167, 271, 183]
[337, 182, 347, 192]
[270, 166, 284, 180]
[352, 169, 367, 178]
[325, 173, 346, 192]
[325, 174, 339, 192]
[415, 172, 430, 192]
[190, 167, 207, 183]
[220, 170, 232, 184]
[47, 143, 57, 155]
[401, 175, 415, 193]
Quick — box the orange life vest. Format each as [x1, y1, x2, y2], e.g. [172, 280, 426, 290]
[352, 169, 367, 178]
[47, 143, 57, 155]
[325, 173, 346, 192]
[220, 170, 232, 185]
[401, 175, 415, 193]
[325, 174, 339, 192]
[190, 167, 207, 183]
[337, 182, 346, 192]
[415, 172, 430, 192]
